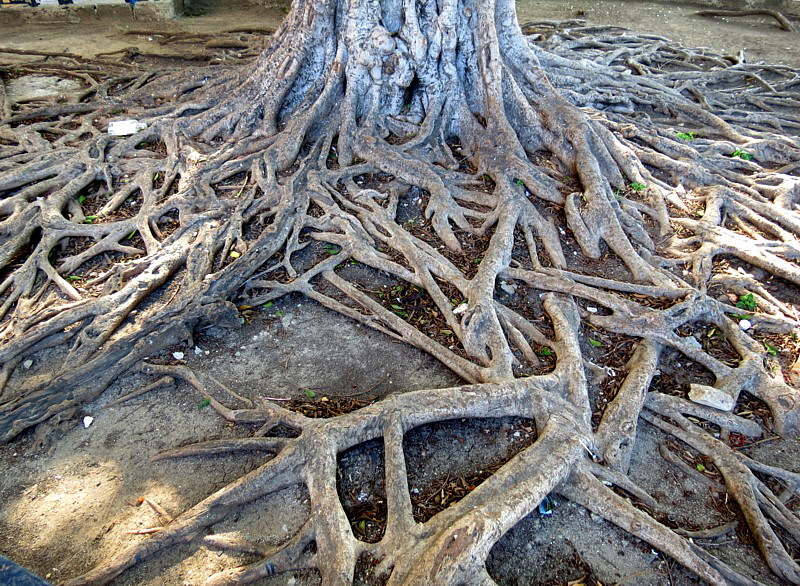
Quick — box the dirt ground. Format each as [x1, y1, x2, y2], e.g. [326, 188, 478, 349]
[1, 2, 799, 585]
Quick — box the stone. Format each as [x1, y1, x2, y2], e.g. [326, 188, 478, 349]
[685, 336, 702, 349]
[499, 282, 516, 295]
[688, 384, 735, 411]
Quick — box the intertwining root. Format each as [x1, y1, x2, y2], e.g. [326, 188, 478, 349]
[1, 8, 799, 586]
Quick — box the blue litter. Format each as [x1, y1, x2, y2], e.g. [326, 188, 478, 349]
[538, 495, 554, 516]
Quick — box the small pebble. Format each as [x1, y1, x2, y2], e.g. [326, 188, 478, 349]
[453, 303, 468, 315]
[83, 416, 94, 428]
[500, 283, 516, 295]
[194, 346, 202, 355]
[587, 306, 598, 313]
[172, 351, 184, 360]
[23, 359, 33, 369]
[739, 319, 752, 331]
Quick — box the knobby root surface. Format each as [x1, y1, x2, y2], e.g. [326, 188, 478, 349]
[1, 10, 800, 586]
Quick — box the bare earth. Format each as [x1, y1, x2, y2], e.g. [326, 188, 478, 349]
[1, 2, 799, 585]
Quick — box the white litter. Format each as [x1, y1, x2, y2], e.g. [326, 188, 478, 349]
[587, 306, 598, 313]
[23, 359, 33, 369]
[108, 120, 147, 136]
[83, 416, 94, 429]
[194, 346, 203, 355]
[172, 351, 185, 360]
[739, 319, 752, 331]
[453, 303, 468, 315]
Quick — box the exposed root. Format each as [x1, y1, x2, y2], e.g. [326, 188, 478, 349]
[1, 7, 799, 586]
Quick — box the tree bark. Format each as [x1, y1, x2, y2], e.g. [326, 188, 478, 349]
[1, 0, 800, 583]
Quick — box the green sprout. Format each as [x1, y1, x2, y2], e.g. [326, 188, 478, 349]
[676, 131, 695, 141]
[630, 182, 647, 192]
[731, 149, 754, 161]
[736, 293, 757, 312]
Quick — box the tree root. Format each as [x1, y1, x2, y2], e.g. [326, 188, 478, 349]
[1, 9, 799, 586]
[695, 9, 795, 32]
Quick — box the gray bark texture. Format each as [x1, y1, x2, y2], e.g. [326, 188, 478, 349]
[1, 0, 800, 583]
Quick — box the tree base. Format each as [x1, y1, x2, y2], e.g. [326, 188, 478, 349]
[1, 12, 800, 586]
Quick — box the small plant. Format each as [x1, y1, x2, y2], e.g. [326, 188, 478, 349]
[68, 275, 82, 281]
[304, 388, 317, 399]
[731, 149, 754, 161]
[515, 178, 524, 187]
[630, 182, 647, 192]
[262, 301, 273, 309]
[537, 346, 553, 356]
[127, 230, 137, 240]
[588, 338, 602, 348]
[764, 341, 777, 356]
[83, 215, 98, 224]
[323, 244, 340, 255]
[676, 131, 695, 141]
[736, 293, 757, 312]
[78, 194, 86, 204]
[390, 303, 408, 318]
[198, 397, 211, 410]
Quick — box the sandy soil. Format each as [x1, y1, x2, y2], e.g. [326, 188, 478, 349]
[1, 2, 799, 585]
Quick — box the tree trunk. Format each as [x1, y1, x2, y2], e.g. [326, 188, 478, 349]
[1, 0, 800, 582]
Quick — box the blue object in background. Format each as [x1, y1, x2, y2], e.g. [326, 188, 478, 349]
[538, 495, 554, 516]
[0, 555, 52, 586]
